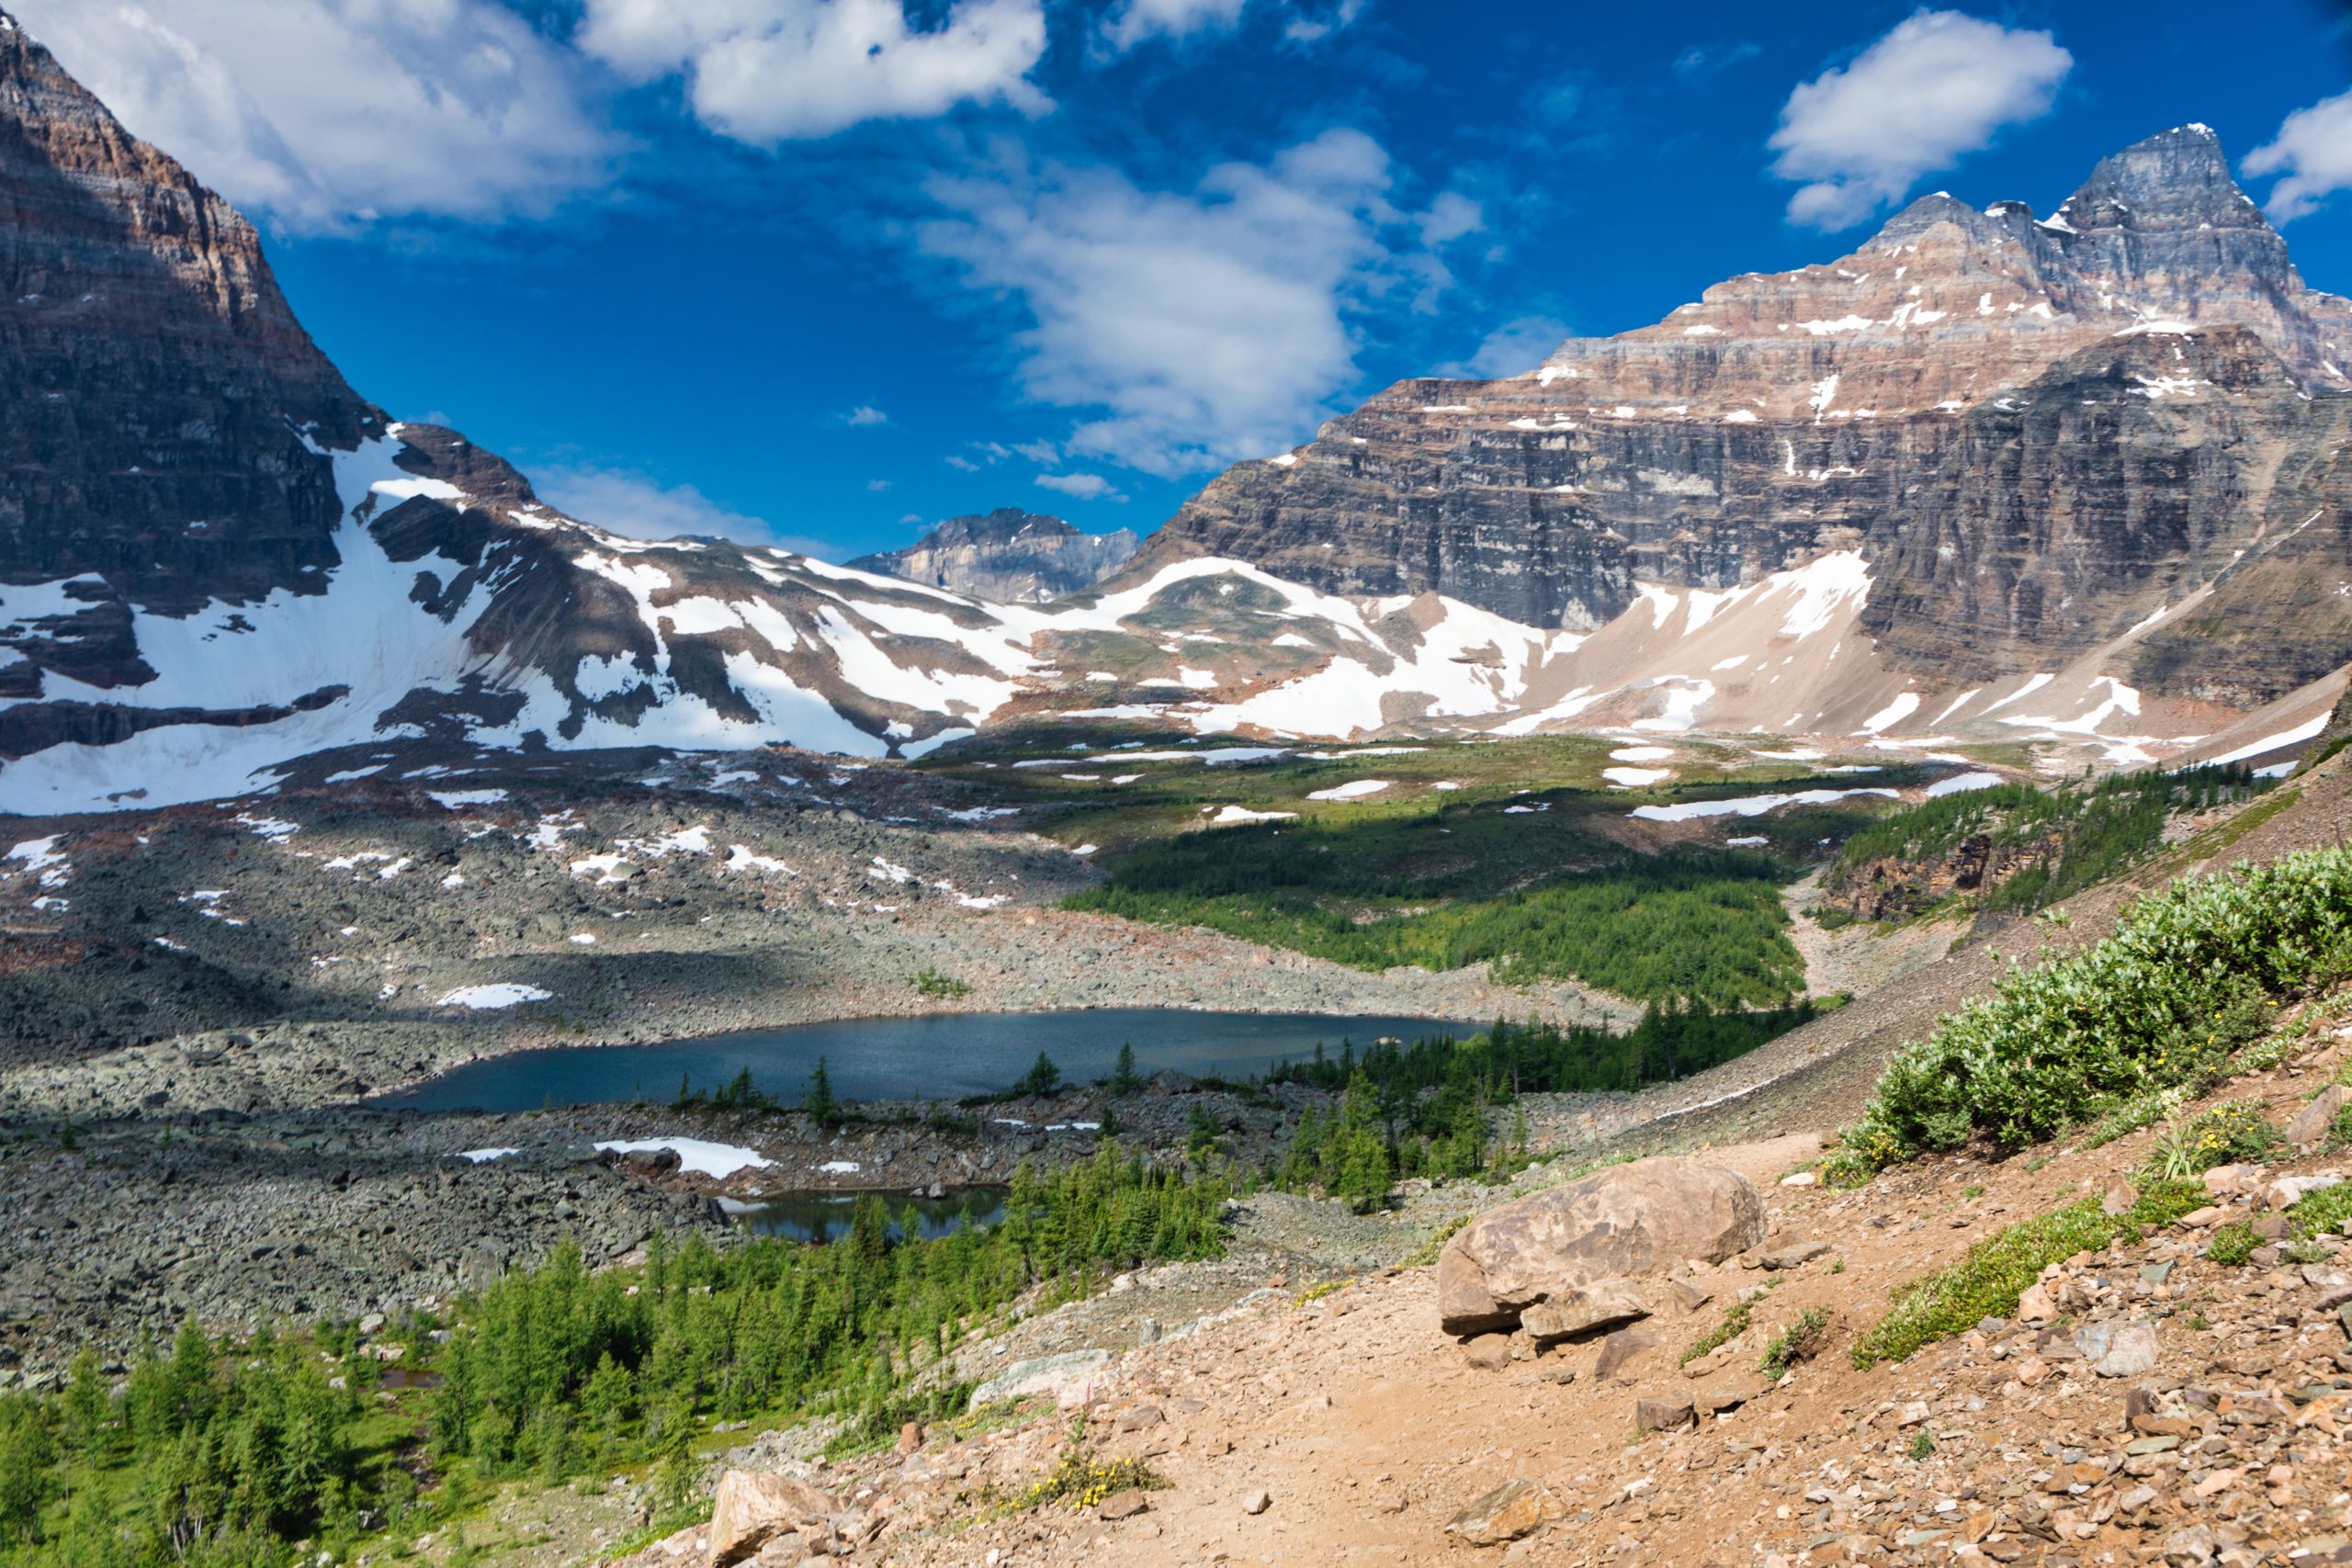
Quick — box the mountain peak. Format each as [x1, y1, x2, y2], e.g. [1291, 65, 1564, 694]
[2054, 123, 2267, 236]
[845, 509, 1139, 604]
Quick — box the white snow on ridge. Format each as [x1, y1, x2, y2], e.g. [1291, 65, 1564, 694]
[1631, 786, 1899, 823]
[1925, 772, 2007, 797]
[595, 1137, 775, 1179]
[1306, 779, 1391, 800]
[437, 983, 553, 1010]
[2208, 712, 2330, 766]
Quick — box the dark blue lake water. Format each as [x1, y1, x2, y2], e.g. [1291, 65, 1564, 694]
[371, 1009, 1472, 1113]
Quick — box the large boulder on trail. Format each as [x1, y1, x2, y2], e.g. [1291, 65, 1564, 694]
[1437, 1156, 1766, 1336]
[705, 1469, 835, 1567]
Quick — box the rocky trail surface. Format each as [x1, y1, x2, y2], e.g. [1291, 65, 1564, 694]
[602, 1040, 2352, 1568]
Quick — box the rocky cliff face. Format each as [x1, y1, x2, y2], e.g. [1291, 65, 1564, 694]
[1131, 128, 2352, 704]
[845, 509, 1137, 603]
[0, 9, 378, 707]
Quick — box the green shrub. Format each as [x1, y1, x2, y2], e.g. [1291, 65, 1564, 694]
[1069, 842, 1807, 1007]
[1852, 1182, 2200, 1368]
[1842, 849, 2352, 1169]
[994, 1427, 1160, 1515]
[1823, 766, 2267, 922]
[1761, 1308, 1832, 1381]
[1400, 1215, 1470, 1270]
[2140, 1100, 2278, 1181]
[1681, 1283, 1773, 1365]
[2290, 1179, 2352, 1240]
[913, 967, 975, 998]
[2206, 1222, 2262, 1268]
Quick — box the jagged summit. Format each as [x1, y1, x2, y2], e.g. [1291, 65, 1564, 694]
[1128, 120, 2342, 705]
[2059, 122, 2251, 227]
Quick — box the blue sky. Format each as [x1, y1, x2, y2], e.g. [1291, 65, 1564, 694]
[17, 1, 2352, 559]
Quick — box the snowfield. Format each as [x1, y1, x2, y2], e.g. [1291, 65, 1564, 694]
[435, 984, 554, 1010]
[0, 424, 2275, 812]
[594, 1138, 775, 1179]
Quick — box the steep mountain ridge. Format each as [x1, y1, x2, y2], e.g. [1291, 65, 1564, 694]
[1132, 127, 2352, 706]
[846, 508, 1138, 602]
[0, 11, 2346, 815]
[0, 9, 379, 705]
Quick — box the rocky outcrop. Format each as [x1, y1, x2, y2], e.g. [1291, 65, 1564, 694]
[1128, 127, 2352, 701]
[1860, 325, 2352, 694]
[0, 7, 379, 691]
[1435, 1156, 1764, 1336]
[847, 508, 1137, 603]
[704, 1469, 836, 1567]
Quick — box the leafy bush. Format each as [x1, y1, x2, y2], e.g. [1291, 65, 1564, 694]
[2140, 1100, 2278, 1181]
[1400, 1215, 1469, 1270]
[1852, 1181, 2203, 1368]
[2206, 1222, 2262, 1268]
[994, 1427, 1159, 1515]
[913, 968, 974, 999]
[1681, 1282, 1773, 1365]
[1844, 849, 2352, 1168]
[1760, 1308, 1832, 1381]
[2289, 1179, 2352, 1239]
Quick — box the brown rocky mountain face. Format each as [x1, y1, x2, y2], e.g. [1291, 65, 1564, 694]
[0, 9, 378, 705]
[0, 15, 1051, 786]
[1133, 127, 2352, 705]
[845, 508, 1138, 603]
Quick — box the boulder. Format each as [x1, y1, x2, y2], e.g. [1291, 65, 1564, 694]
[1694, 1373, 1770, 1416]
[2288, 1085, 2352, 1146]
[706, 1471, 834, 1568]
[1634, 1397, 1695, 1433]
[1591, 1326, 1658, 1383]
[2085, 1322, 2160, 1379]
[1521, 1279, 1651, 1342]
[1438, 1156, 1766, 1335]
[1758, 1240, 1831, 1270]
[1446, 1479, 1562, 1546]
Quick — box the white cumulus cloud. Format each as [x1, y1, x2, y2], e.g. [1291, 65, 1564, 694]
[922, 128, 1476, 478]
[841, 404, 891, 426]
[1098, 0, 1363, 53]
[576, 0, 1048, 143]
[1769, 9, 2072, 231]
[2245, 89, 2352, 223]
[11, 0, 615, 231]
[1034, 471, 1125, 502]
